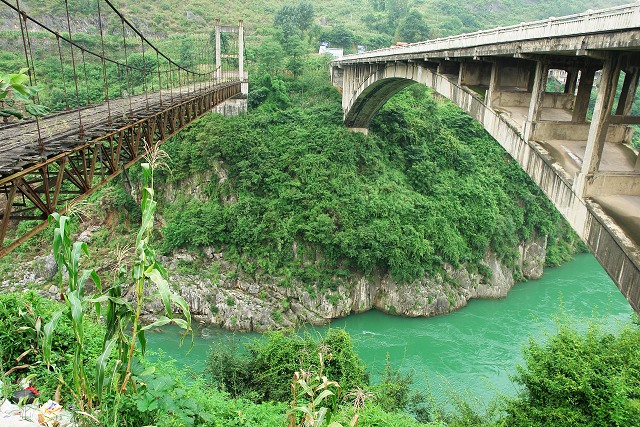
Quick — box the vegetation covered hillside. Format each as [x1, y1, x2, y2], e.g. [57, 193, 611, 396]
[10, 0, 631, 43]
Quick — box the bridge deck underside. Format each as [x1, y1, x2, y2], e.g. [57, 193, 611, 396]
[495, 104, 640, 248]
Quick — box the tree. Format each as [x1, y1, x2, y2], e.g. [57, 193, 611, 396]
[501, 323, 640, 427]
[321, 26, 355, 48]
[256, 37, 285, 76]
[397, 10, 430, 43]
[274, 1, 315, 41]
[285, 36, 306, 78]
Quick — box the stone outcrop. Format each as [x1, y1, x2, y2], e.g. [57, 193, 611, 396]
[140, 234, 548, 332]
[1, 224, 548, 333]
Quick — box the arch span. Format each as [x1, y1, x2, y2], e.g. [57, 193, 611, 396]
[339, 61, 640, 312]
[345, 77, 416, 129]
[344, 63, 486, 131]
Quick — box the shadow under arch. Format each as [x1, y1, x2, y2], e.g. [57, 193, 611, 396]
[345, 77, 417, 129]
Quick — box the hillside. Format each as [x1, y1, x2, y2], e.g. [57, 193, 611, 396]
[11, 0, 632, 42]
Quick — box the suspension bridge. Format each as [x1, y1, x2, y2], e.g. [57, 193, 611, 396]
[0, 0, 246, 255]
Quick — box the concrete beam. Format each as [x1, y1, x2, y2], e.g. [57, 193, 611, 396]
[582, 173, 640, 198]
[532, 122, 630, 143]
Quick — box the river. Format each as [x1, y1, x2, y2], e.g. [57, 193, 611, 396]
[146, 253, 634, 406]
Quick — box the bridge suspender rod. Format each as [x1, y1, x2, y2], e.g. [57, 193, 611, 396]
[15, 0, 43, 151]
[121, 17, 134, 119]
[156, 51, 163, 107]
[96, 0, 112, 125]
[141, 38, 150, 112]
[64, 0, 84, 137]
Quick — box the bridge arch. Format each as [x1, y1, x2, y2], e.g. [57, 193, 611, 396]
[337, 60, 640, 312]
[343, 62, 488, 133]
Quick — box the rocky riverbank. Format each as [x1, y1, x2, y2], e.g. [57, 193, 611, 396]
[1, 225, 547, 333]
[146, 235, 547, 332]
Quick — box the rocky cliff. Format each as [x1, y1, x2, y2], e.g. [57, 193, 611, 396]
[141, 234, 547, 332]
[1, 222, 548, 333]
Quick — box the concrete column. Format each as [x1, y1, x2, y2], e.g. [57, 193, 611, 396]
[215, 19, 221, 82]
[457, 62, 464, 86]
[615, 68, 639, 116]
[571, 67, 596, 123]
[486, 60, 499, 108]
[238, 20, 247, 95]
[524, 61, 549, 141]
[581, 53, 621, 176]
[564, 69, 578, 94]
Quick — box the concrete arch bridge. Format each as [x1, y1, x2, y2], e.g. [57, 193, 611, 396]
[331, 3, 640, 311]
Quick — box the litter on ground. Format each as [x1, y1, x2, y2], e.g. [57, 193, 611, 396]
[0, 399, 74, 427]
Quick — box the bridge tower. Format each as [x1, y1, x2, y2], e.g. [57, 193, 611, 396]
[214, 19, 248, 115]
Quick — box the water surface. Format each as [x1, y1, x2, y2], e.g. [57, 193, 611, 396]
[147, 253, 634, 405]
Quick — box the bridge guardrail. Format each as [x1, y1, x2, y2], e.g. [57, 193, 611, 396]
[336, 2, 640, 62]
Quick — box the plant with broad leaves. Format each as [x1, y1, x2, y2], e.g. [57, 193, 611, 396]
[105, 162, 193, 392]
[42, 161, 192, 421]
[288, 353, 358, 427]
[0, 68, 50, 120]
[42, 211, 103, 409]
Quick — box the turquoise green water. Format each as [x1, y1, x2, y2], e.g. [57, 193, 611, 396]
[147, 253, 634, 405]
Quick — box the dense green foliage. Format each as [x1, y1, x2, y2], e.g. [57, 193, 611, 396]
[0, 292, 104, 401]
[160, 74, 577, 285]
[502, 323, 640, 427]
[206, 329, 368, 403]
[3, 292, 637, 427]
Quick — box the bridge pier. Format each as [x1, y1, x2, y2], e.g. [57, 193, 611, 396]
[572, 66, 597, 122]
[524, 61, 549, 141]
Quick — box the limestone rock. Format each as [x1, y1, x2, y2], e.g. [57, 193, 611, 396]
[520, 234, 547, 279]
[33, 254, 58, 281]
[135, 237, 550, 332]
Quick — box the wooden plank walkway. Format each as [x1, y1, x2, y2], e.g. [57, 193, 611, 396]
[0, 83, 211, 177]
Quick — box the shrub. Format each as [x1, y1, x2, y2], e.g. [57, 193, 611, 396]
[501, 322, 640, 427]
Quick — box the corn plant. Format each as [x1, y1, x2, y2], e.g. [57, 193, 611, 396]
[102, 162, 192, 396]
[288, 353, 358, 427]
[43, 212, 102, 409]
[43, 161, 192, 420]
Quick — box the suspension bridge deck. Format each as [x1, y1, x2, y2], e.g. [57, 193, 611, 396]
[0, 0, 247, 254]
[1, 84, 218, 176]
